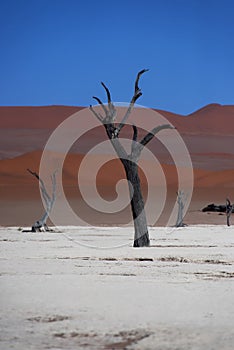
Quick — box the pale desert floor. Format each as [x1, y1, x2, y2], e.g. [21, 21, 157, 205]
[1, 225, 234, 349]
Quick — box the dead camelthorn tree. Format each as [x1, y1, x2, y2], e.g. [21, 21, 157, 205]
[27, 169, 57, 232]
[226, 198, 232, 227]
[175, 190, 187, 227]
[90, 69, 174, 247]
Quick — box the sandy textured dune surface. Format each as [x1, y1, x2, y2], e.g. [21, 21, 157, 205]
[0, 103, 234, 227]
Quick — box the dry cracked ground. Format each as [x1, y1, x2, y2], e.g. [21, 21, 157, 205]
[0, 225, 234, 349]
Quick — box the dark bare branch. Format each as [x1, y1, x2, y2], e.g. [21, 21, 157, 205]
[115, 69, 149, 136]
[101, 82, 117, 122]
[27, 168, 39, 180]
[130, 124, 138, 155]
[130, 124, 174, 161]
[27, 168, 51, 206]
[101, 82, 112, 104]
[91, 71, 148, 135]
[132, 124, 138, 142]
[92, 96, 109, 115]
[135, 69, 149, 97]
[140, 124, 174, 147]
[89, 105, 103, 123]
[91, 82, 117, 125]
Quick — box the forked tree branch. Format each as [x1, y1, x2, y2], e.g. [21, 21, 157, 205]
[90, 69, 149, 139]
[101, 82, 117, 122]
[92, 96, 109, 116]
[27, 168, 51, 205]
[90, 71, 174, 164]
[140, 124, 174, 147]
[89, 70, 176, 247]
[115, 69, 149, 135]
[27, 168, 57, 209]
[89, 105, 103, 123]
[131, 124, 174, 160]
[110, 138, 128, 159]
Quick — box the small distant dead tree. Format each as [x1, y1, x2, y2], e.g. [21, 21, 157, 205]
[175, 190, 187, 227]
[27, 169, 57, 232]
[90, 69, 174, 247]
[202, 203, 234, 213]
[226, 198, 232, 227]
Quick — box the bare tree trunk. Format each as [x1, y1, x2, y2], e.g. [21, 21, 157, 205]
[90, 70, 174, 247]
[123, 160, 149, 247]
[226, 198, 232, 227]
[27, 169, 57, 232]
[175, 190, 186, 227]
[32, 198, 55, 232]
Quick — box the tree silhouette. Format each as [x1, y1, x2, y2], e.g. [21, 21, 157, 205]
[27, 169, 57, 232]
[175, 190, 187, 227]
[90, 70, 174, 247]
[226, 198, 232, 227]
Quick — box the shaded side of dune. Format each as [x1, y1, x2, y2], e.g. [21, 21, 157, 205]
[0, 151, 234, 226]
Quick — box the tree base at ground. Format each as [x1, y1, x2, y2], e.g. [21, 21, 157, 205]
[133, 232, 150, 247]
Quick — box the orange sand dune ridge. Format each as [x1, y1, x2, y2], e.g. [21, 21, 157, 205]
[0, 150, 233, 190]
[0, 103, 234, 135]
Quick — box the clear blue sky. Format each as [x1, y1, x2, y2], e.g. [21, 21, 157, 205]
[0, 0, 233, 114]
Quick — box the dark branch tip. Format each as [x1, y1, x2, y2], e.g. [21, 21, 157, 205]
[140, 68, 149, 74]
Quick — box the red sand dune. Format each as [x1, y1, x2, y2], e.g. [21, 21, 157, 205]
[1, 150, 233, 190]
[0, 103, 234, 134]
[0, 106, 83, 129]
[157, 103, 234, 135]
[1, 104, 234, 167]
[1, 149, 233, 226]
[0, 104, 234, 225]
[1, 101, 234, 191]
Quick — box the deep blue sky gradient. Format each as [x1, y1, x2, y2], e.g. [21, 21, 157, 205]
[0, 0, 233, 114]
